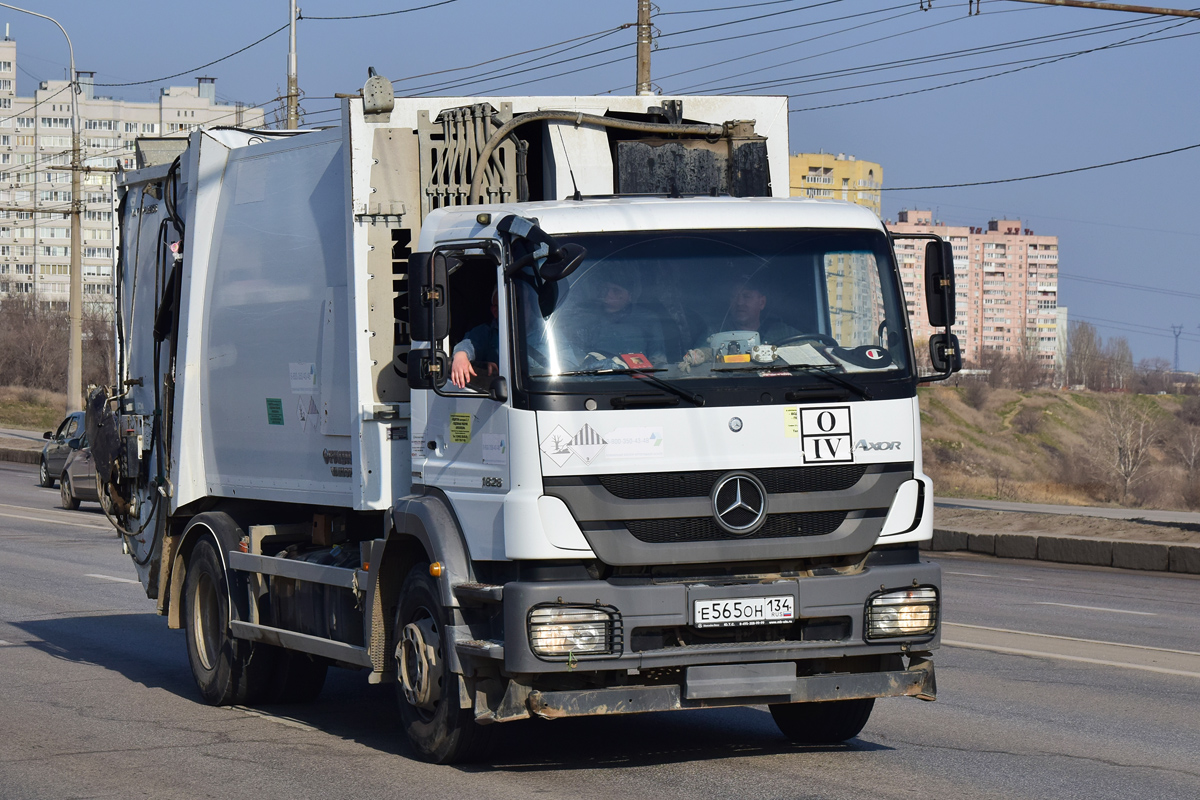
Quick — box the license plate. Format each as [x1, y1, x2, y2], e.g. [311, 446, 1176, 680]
[692, 595, 795, 628]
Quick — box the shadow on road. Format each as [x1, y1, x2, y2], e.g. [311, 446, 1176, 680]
[12, 612, 890, 769]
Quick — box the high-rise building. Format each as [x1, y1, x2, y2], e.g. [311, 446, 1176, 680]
[887, 210, 1061, 369]
[789, 153, 882, 216]
[0, 36, 264, 306]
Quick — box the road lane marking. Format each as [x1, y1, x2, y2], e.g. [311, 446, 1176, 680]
[0, 511, 110, 531]
[943, 640, 1200, 679]
[231, 706, 318, 732]
[944, 622, 1200, 657]
[84, 573, 141, 584]
[1033, 601, 1155, 616]
[945, 571, 1035, 581]
[0, 640, 12, 646]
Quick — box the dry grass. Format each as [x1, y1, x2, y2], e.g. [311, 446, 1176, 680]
[0, 385, 66, 432]
[921, 386, 1193, 510]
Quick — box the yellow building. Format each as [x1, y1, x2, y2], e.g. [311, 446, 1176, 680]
[789, 153, 882, 216]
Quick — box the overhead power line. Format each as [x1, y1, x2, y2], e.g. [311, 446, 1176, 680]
[93, 25, 288, 87]
[885, 140, 1200, 191]
[1058, 273, 1200, 301]
[656, 0, 813, 15]
[299, 0, 458, 20]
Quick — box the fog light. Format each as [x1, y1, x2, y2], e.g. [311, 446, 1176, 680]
[866, 587, 938, 640]
[528, 604, 619, 659]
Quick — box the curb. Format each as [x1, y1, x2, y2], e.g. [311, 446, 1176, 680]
[0, 447, 40, 466]
[923, 528, 1200, 575]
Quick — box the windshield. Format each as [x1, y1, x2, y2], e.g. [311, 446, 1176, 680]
[514, 228, 911, 397]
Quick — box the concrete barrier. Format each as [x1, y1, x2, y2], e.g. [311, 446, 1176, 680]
[1111, 541, 1170, 572]
[0, 447, 39, 466]
[927, 527, 1198, 574]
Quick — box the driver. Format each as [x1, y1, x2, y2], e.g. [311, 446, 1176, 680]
[449, 288, 500, 389]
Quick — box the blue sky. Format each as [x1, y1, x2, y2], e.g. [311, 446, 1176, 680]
[6, 0, 1198, 369]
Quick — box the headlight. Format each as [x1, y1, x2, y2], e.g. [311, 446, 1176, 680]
[528, 604, 620, 659]
[866, 587, 938, 640]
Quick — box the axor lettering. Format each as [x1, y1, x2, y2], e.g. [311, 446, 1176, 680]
[855, 440, 902, 452]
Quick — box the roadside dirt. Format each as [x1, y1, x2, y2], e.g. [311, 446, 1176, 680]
[935, 507, 1200, 545]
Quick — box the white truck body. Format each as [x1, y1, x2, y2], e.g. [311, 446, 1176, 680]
[102, 89, 945, 763]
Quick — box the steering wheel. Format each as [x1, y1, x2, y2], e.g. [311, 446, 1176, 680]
[580, 351, 618, 369]
[774, 333, 838, 348]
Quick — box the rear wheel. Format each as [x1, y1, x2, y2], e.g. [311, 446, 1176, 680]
[183, 535, 276, 705]
[59, 474, 79, 510]
[395, 564, 493, 764]
[769, 698, 875, 744]
[38, 458, 53, 488]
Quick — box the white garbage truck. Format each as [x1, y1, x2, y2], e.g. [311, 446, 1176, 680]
[94, 77, 960, 763]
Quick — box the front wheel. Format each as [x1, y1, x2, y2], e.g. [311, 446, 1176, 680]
[769, 698, 875, 744]
[394, 564, 493, 764]
[59, 474, 80, 510]
[39, 458, 54, 488]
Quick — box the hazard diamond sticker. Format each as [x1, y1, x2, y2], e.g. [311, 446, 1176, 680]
[567, 423, 607, 465]
[540, 424, 575, 467]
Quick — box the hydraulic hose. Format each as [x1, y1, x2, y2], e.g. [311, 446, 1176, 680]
[467, 110, 725, 204]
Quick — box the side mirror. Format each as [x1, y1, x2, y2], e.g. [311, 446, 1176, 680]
[929, 333, 962, 374]
[67, 437, 82, 451]
[488, 376, 508, 403]
[43, 431, 52, 440]
[406, 348, 448, 390]
[539, 243, 586, 282]
[924, 240, 956, 328]
[408, 251, 449, 343]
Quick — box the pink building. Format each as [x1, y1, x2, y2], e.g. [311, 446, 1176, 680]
[887, 210, 1060, 369]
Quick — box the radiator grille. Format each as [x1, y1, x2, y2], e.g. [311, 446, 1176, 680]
[623, 511, 848, 543]
[596, 464, 870, 500]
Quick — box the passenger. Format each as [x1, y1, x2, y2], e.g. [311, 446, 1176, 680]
[449, 288, 500, 389]
[571, 266, 666, 366]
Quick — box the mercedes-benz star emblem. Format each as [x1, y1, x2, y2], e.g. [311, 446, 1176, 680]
[711, 472, 767, 534]
[728, 417, 743, 432]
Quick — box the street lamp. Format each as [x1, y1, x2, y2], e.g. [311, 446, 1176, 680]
[0, 3, 83, 414]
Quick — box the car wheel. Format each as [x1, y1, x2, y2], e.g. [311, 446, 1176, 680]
[769, 698, 875, 744]
[39, 458, 54, 488]
[395, 564, 494, 764]
[60, 474, 80, 510]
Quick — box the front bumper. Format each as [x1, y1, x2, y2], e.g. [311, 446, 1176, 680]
[498, 558, 940, 674]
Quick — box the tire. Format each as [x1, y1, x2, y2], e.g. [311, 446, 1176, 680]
[263, 652, 328, 704]
[183, 536, 276, 705]
[395, 564, 493, 764]
[39, 458, 54, 488]
[769, 698, 875, 744]
[59, 474, 80, 510]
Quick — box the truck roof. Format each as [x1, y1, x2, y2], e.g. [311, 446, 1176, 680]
[419, 196, 885, 249]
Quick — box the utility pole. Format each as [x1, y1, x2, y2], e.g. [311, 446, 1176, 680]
[636, 0, 652, 96]
[1005, 1, 1200, 19]
[0, 3, 83, 414]
[1171, 324, 1183, 372]
[286, 0, 299, 129]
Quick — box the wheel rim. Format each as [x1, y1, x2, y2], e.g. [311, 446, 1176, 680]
[60, 478, 70, 506]
[396, 607, 443, 718]
[40, 461, 48, 485]
[192, 571, 222, 672]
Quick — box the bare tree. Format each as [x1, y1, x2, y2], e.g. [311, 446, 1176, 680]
[1067, 321, 1102, 389]
[1171, 425, 1200, 477]
[1092, 394, 1163, 505]
[1102, 337, 1134, 392]
[1133, 358, 1173, 395]
[1009, 331, 1045, 391]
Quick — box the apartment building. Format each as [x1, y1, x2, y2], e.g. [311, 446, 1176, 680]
[887, 209, 1062, 369]
[789, 153, 882, 216]
[0, 36, 264, 305]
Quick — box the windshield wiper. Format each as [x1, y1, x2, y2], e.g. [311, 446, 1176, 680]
[719, 362, 872, 400]
[546, 367, 705, 407]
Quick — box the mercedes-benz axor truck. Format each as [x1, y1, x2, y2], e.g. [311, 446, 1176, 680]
[92, 76, 961, 763]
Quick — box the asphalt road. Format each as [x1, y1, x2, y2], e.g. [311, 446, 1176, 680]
[2, 459, 1198, 800]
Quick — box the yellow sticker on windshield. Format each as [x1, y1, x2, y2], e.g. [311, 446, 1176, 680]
[784, 407, 798, 438]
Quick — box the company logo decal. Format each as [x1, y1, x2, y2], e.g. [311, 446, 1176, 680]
[856, 439, 902, 452]
[711, 472, 768, 535]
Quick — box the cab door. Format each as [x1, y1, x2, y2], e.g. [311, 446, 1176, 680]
[414, 250, 511, 561]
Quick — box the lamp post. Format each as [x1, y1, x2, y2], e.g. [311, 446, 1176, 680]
[0, 3, 83, 414]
